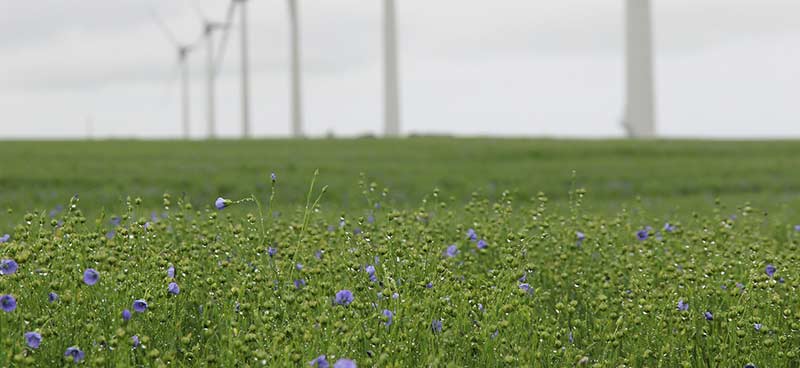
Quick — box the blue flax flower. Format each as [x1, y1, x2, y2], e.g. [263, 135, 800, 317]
[309, 355, 329, 368]
[64, 347, 85, 363]
[132, 300, 148, 313]
[25, 332, 41, 349]
[333, 359, 356, 368]
[334, 290, 354, 306]
[168, 282, 180, 295]
[0, 259, 18, 275]
[83, 268, 99, 286]
[765, 264, 777, 278]
[1, 294, 16, 312]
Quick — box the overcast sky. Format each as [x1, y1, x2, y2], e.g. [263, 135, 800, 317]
[1, 0, 799, 139]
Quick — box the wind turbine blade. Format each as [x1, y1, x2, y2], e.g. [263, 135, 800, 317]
[150, 9, 179, 47]
[214, 1, 237, 76]
[190, 0, 209, 21]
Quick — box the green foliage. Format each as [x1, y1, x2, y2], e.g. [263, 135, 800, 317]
[0, 166, 798, 367]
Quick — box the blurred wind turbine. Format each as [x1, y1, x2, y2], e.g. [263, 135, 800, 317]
[151, 10, 197, 139]
[215, 1, 252, 139]
[192, 1, 230, 139]
[287, 0, 304, 138]
[623, 0, 656, 138]
[383, 0, 401, 137]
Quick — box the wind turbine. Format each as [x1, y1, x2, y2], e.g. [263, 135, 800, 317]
[287, 0, 304, 138]
[213, 0, 252, 139]
[237, 0, 252, 138]
[192, 1, 230, 139]
[151, 10, 197, 139]
[623, 0, 656, 138]
[383, 0, 401, 137]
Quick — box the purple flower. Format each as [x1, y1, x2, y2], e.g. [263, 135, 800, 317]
[64, 347, 85, 363]
[271, 172, 277, 182]
[310, 355, 329, 368]
[795, 225, 800, 232]
[110, 216, 121, 226]
[425, 282, 433, 289]
[779, 277, 785, 284]
[518, 272, 527, 283]
[268, 247, 277, 257]
[491, 329, 499, 339]
[576, 231, 586, 242]
[476, 239, 488, 249]
[333, 359, 356, 368]
[83, 268, 100, 286]
[334, 290, 354, 306]
[0, 259, 18, 275]
[365, 265, 377, 283]
[25, 332, 41, 349]
[704, 311, 713, 321]
[122, 309, 131, 321]
[215, 197, 229, 210]
[48, 292, 58, 303]
[132, 335, 140, 348]
[568, 330, 574, 344]
[0, 234, 8, 243]
[353, 228, 362, 235]
[636, 229, 649, 241]
[294, 279, 306, 289]
[467, 228, 477, 241]
[167, 265, 175, 279]
[519, 283, 532, 294]
[677, 299, 689, 311]
[296, 263, 303, 271]
[382, 309, 394, 326]
[765, 264, 777, 278]
[1, 294, 16, 312]
[431, 319, 443, 333]
[478, 303, 484, 312]
[664, 223, 676, 233]
[132, 299, 148, 313]
[754, 323, 762, 331]
[105, 231, 115, 239]
[367, 214, 375, 224]
[168, 282, 180, 295]
[392, 292, 399, 299]
[315, 250, 323, 260]
[444, 244, 459, 258]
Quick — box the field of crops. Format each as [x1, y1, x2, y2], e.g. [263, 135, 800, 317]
[0, 139, 799, 367]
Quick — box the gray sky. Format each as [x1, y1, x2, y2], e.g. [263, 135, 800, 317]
[1, 0, 799, 139]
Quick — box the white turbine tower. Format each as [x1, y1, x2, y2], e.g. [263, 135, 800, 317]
[237, 0, 252, 139]
[383, 0, 401, 137]
[192, 1, 229, 139]
[623, 0, 656, 138]
[152, 11, 196, 139]
[215, 1, 252, 139]
[288, 0, 304, 138]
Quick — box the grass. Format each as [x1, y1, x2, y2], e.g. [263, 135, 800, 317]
[0, 138, 798, 366]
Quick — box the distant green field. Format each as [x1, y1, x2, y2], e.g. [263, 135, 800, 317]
[1, 138, 799, 222]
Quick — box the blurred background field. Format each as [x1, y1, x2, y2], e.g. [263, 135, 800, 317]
[1, 138, 799, 225]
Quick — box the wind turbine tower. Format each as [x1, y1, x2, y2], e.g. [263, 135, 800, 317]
[288, 0, 304, 137]
[623, 0, 656, 138]
[192, 2, 228, 139]
[383, 0, 401, 137]
[152, 10, 195, 139]
[234, 0, 252, 138]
